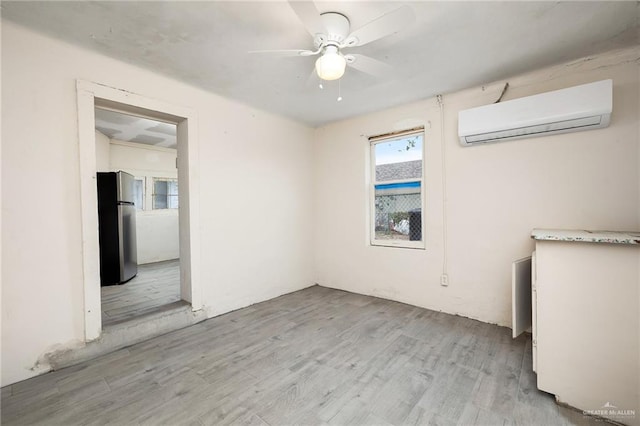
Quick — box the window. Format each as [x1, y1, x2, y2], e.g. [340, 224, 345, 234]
[370, 130, 424, 248]
[133, 178, 145, 211]
[152, 178, 179, 209]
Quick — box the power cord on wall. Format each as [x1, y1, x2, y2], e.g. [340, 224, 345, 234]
[494, 82, 509, 103]
[437, 94, 449, 286]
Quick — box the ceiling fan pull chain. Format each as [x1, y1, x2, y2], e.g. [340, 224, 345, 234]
[337, 78, 343, 102]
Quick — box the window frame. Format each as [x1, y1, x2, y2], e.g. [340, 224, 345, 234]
[133, 177, 145, 211]
[151, 177, 179, 210]
[369, 129, 425, 249]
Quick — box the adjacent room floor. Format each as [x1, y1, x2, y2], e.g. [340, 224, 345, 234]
[101, 259, 181, 326]
[2, 286, 603, 425]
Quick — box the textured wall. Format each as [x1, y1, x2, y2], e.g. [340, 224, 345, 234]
[313, 47, 639, 327]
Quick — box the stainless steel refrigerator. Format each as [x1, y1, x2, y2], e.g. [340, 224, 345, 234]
[97, 171, 138, 286]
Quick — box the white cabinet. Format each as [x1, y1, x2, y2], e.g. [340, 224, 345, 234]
[529, 230, 639, 426]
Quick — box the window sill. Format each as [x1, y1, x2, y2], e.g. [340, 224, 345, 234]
[370, 240, 425, 250]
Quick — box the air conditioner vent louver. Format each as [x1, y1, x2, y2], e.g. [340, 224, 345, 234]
[458, 80, 612, 146]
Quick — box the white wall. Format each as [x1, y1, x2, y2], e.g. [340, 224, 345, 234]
[94, 130, 110, 172]
[109, 139, 179, 264]
[1, 20, 314, 386]
[109, 139, 177, 175]
[313, 47, 639, 328]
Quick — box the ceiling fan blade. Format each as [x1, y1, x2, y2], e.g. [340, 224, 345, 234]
[248, 49, 317, 57]
[288, 1, 326, 37]
[346, 5, 415, 47]
[346, 54, 393, 78]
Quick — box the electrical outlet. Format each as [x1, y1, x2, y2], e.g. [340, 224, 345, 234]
[440, 274, 449, 286]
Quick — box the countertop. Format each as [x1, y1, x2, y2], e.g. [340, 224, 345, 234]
[531, 229, 640, 245]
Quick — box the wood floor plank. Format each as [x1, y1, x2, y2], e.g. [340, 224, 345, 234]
[328, 397, 393, 426]
[403, 403, 431, 426]
[2, 286, 612, 426]
[368, 365, 434, 424]
[101, 259, 180, 326]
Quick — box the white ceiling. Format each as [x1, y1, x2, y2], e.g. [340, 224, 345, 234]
[3, 1, 638, 127]
[95, 108, 177, 149]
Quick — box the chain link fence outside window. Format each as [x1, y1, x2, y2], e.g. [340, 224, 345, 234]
[375, 184, 421, 241]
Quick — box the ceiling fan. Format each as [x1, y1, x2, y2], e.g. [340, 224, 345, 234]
[250, 2, 415, 82]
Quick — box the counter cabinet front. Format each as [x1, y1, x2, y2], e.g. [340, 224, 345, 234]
[526, 229, 639, 426]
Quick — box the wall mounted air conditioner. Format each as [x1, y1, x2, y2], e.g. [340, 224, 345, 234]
[458, 79, 612, 146]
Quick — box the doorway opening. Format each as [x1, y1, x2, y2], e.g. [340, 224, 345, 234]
[77, 80, 202, 342]
[95, 108, 183, 326]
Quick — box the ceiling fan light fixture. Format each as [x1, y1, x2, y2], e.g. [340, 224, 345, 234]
[315, 47, 346, 81]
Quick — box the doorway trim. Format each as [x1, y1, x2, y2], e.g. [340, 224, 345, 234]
[76, 80, 202, 341]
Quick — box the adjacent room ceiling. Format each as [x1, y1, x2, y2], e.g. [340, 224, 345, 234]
[95, 108, 177, 149]
[3, 1, 638, 127]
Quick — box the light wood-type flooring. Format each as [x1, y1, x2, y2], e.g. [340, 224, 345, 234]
[2, 286, 605, 425]
[101, 259, 181, 326]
